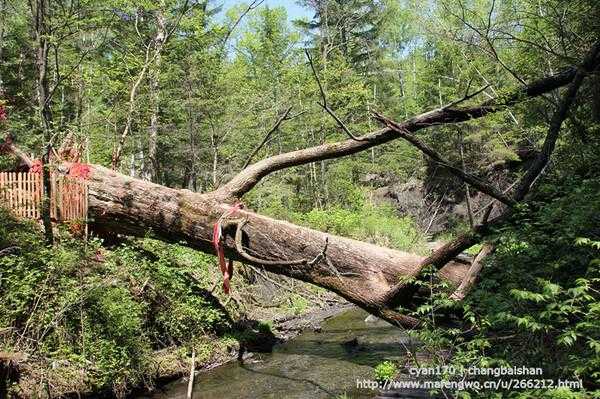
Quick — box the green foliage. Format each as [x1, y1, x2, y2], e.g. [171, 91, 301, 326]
[287, 293, 310, 315]
[373, 360, 398, 382]
[294, 203, 426, 254]
[245, 165, 427, 254]
[257, 320, 273, 334]
[2, 0, 600, 397]
[0, 209, 230, 396]
[408, 177, 600, 397]
[465, 243, 483, 256]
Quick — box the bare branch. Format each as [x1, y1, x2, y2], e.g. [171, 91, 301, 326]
[450, 243, 494, 301]
[372, 111, 516, 206]
[222, 0, 265, 46]
[459, 132, 475, 228]
[514, 41, 600, 200]
[242, 106, 293, 169]
[473, 179, 518, 217]
[111, 2, 190, 170]
[443, 84, 490, 109]
[305, 49, 365, 141]
[381, 40, 600, 308]
[164, 0, 190, 42]
[450, 0, 527, 86]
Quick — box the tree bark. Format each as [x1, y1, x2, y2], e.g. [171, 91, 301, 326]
[450, 243, 494, 301]
[459, 132, 475, 228]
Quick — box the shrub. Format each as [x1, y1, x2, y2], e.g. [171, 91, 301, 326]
[0, 208, 231, 397]
[408, 177, 600, 397]
[374, 360, 398, 381]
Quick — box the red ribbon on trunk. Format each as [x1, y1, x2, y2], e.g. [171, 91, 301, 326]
[212, 202, 243, 295]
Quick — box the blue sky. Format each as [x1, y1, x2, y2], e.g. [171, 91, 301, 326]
[218, 0, 312, 22]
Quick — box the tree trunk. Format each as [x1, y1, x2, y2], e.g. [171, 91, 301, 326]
[147, 11, 166, 183]
[112, 41, 152, 170]
[210, 132, 218, 188]
[32, 0, 54, 245]
[86, 164, 467, 326]
[0, 0, 5, 94]
[5, 46, 595, 327]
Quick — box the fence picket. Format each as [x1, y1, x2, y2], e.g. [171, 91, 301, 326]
[18, 172, 23, 217]
[36, 173, 41, 219]
[7, 173, 11, 209]
[22, 173, 27, 218]
[0, 171, 87, 224]
[15, 172, 20, 217]
[22, 172, 27, 218]
[0, 173, 5, 205]
[27, 173, 32, 218]
[0, 173, 4, 204]
[9, 173, 14, 211]
[6, 172, 10, 210]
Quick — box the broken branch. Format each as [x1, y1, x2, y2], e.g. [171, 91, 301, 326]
[450, 243, 495, 301]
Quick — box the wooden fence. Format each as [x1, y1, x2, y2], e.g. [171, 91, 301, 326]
[0, 172, 88, 222]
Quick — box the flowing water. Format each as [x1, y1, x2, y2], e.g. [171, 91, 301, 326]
[141, 308, 419, 399]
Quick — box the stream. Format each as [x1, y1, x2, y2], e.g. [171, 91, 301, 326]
[140, 308, 420, 399]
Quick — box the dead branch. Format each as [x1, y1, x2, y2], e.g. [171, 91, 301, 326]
[473, 179, 519, 217]
[450, 243, 494, 301]
[381, 210, 508, 308]
[459, 133, 475, 227]
[381, 40, 600, 308]
[372, 111, 516, 206]
[242, 106, 293, 169]
[246, 264, 327, 306]
[305, 49, 365, 142]
[514, 41, 600, 200]
[443, 84, 490, 109]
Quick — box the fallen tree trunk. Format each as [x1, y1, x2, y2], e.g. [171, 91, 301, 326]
[4, 41, 598, 328]
[87, 164, 468, 327]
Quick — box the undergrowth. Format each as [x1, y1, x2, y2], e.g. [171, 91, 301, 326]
[0, 209, 241, 397]
[403, 177, 600, 398]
